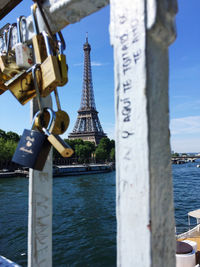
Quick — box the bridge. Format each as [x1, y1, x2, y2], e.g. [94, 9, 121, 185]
[172, 156, 200, 159]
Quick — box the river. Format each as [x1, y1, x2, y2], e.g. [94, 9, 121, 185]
[0, 161, 199, 266]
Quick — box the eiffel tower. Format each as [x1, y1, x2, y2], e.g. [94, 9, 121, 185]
[68, 36, 106, 145]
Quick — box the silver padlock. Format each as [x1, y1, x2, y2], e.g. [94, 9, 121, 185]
[15, 16, 33, 68]
[0, 24, 20, 78]
[0, 24, 10, 54]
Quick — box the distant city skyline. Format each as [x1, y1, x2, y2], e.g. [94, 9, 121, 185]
[0, 1, 199, 153]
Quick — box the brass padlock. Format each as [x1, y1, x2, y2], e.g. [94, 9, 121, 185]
[53, 88, 69, 134]
[0, 81, 7, 95]
[34, 88, 69, 135]
[40, 31, 61, 97]
[5, 65, 42, 105]
[0, 24, 21, 78]
[42, 126, 74, 158]
[0, 70, 10, 94]
[56, 32, 68, 87]
[31, 4, 47, 63]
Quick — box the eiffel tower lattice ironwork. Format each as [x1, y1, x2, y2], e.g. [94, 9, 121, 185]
[68, 36, 106, 145]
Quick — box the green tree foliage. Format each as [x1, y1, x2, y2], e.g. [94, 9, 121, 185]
[172, 152, 179, 157]
[74, 141, 96, 162]
[0, 138, 18, 160]
[0, 129, 20, 142]
[6, 131, 20, 142]
[0, 129, 6, 139]
[0, 129, 20, 161]
[95, 146, 108, 161]
[53, 137, 115, 163]
[95, 137, 115, 161]
[110, 147, 115, 161]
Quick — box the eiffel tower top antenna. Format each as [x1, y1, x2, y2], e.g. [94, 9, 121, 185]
[86, 32, 88, 42]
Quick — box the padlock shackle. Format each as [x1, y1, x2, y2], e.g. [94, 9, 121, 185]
[57, 31, 66, 51]
[33, 107, 56, 134]
[17, 16, 27, 44]
[32, 64, 42, 112]
[54, 88, 61, 111]
[6, 23, 17, 56]
[3, 29, 8, 54]
[42, 31, 52, 57]
[31, 3, 58, 51]
[31, 4, 39, 35]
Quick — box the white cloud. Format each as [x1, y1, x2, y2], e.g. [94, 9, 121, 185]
[170, 116, 200, 153]
[91, 61, 105, 66]
[73, 61, 109, 67]
[170, 116, 200, 135]
[170, 137, 200, 153]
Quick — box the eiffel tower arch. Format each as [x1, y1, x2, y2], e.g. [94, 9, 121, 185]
[68, 36, 106, 145]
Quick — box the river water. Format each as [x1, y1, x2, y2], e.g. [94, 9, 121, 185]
[0, 161, 199, 266]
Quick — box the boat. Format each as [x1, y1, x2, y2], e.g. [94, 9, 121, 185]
[176, 209, 200, 267]
[53, 163, 114, 177]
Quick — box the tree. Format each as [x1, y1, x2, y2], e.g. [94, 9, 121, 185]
[172, 152, 179, 157]
[0, 138, 18, 160]
[6, 131, 20, 142]
[95, 137, 115, 161]
[110, 147, 115, 161]
[74, 141, 95, 162]
[75, 144, 90, 160]
[0, 129, 6, 139]
[95, 146, 108, 161]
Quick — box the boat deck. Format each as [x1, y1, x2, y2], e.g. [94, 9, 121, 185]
[178, 229, 200, 251]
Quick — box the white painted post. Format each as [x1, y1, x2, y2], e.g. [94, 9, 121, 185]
[28, 96, 53, 267]
[26, 2, 111, 266]
[110, 0, 177, 266]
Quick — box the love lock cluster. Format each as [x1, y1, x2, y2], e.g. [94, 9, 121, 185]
[0, 3, 74, 171]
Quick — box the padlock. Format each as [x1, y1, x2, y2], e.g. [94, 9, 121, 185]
[0, 24, 21, 78]
[34, 88, 69, 135]
[0, 31, 11, 93]
[0, 68, 10, 94]
[40, 31, 61, 97]
[42, 126, 74, 158]
[31, 4, 47, 64]
[5, 66, 39, 105]
[0, 73, 8, 94]
[53, 88, 70, 134]
[0, 33, 7, 55]
[12, 107, 56, 171]
[0, 26, 9, 53]
[56, 31, 68, 87]
[15, 16, 33, 68]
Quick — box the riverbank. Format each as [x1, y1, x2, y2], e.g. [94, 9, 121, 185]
[0, 163, 115, 178]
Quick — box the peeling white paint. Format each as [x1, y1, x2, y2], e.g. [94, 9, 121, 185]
[28, 97, 53, 267]
[110, 0, 177, 266]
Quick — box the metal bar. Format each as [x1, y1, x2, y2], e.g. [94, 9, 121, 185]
[110, 0, 177, 266]
[0, 0, 22, 20]
[28, 95, 53, 267]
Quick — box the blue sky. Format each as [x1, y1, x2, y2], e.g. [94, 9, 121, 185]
[169, 0, 200, 152]
[0, 1, 199, 153]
